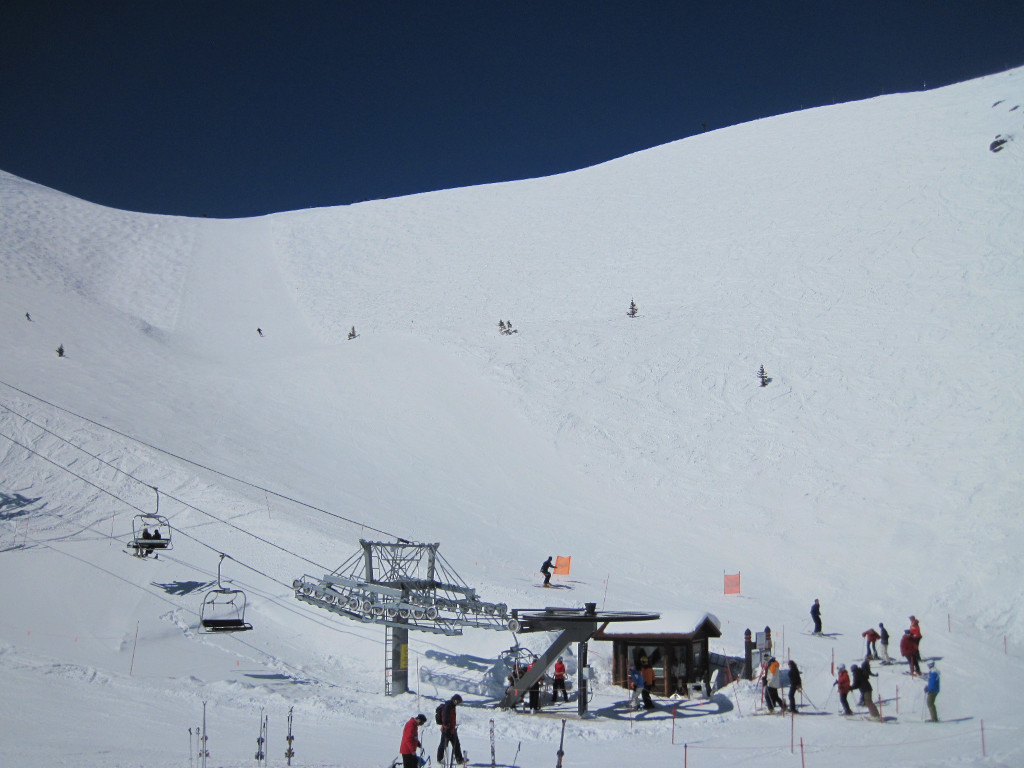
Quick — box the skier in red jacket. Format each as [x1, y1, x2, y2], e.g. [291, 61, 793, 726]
[552, 656, 568, 703]
[833, 664, 853, 715]
[399, 714, 426, 768]
[862, 627, 880, 659]
[900, 629, 921, 675]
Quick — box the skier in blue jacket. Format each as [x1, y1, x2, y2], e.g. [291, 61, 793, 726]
[924, 662, 941, 722]
[628, 665, 645, 708]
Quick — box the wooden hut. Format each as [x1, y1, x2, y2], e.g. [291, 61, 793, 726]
[595, 613, 722, 697]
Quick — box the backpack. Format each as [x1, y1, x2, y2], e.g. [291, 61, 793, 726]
[434, 703, 445, 725]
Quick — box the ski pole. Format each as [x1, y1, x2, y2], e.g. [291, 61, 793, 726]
[511, 740, 521, 768]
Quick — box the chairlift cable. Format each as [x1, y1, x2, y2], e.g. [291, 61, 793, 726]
[0, 379, 398, 539]
[0, 413, 332, 574]
[3, 430, 385, 655]
[0, 427, 288, 590]
[0, 400, 155, 497]
[0, 427, 151, 522]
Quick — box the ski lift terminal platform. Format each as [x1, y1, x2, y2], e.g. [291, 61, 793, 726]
[501, 603, 659, 716]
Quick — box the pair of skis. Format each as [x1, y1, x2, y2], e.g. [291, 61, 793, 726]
[189, 703, 295, 767]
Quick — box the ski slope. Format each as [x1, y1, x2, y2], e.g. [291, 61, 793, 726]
[1, 66, 1023, 767]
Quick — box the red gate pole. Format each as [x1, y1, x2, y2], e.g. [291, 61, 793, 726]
[800, 737, 806, 768]
[981, 720, 986, 757]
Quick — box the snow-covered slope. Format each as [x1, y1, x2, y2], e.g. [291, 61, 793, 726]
[1, 67, 1022, 767]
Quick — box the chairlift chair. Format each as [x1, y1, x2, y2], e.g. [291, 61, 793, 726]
[200, 554, 253, 633]
[128, 488, 172, 558]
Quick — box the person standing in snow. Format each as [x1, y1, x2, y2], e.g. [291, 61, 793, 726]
[257, 327, 263, 337]
[859, 655, 877, 704]
[399, 714, 426, 768]
[436, 694, 465, 766]
[852, 663, 880, 719]
[810, 599, 822, 635]
[787, 660, 803, 714]
[527, 656, 543, 712]
[878, 622, 892, 663]
[862, 627, 880, 659]
[905, 626, 921, 675]
[909, 616, 923, 670]
[540, 556, 553, 586]
[924, 661, 941, 722]
[628, 665, 644, 708]
[764, 657, 786, 713]
[551, 656, 568, 703]
[833, 664, 854, 715]
[640, 657, 656, 709]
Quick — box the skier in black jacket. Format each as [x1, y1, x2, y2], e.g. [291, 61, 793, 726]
[787, 660, 803, 713]
[540, 556, 553, 587]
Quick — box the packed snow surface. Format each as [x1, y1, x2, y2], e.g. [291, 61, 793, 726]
[1, 67, 1023, 767]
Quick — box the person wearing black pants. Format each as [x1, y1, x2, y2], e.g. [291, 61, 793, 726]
[436, 695, 465, 766]
[787, 661, 802, 713]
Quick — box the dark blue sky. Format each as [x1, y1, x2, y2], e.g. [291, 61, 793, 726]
[2, 1, 1022, 218]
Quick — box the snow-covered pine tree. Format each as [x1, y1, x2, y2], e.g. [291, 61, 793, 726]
[498, 320, 506, 334]
[347, 326, 357, 340]
[627, 299, 638, 318]
[56, 343, 65, 358]
[758, 364, 768, 387]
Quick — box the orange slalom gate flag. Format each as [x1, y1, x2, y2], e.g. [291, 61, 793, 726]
[724, 572, 741, 595]
[553, 556, 571, 575]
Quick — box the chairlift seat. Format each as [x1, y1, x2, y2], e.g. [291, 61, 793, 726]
[133, 538, 170, 550]
[200, 559, 253, 634]
[201, 618, 253, 632]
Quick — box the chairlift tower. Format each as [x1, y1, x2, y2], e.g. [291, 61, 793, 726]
[293, 540, 512, 694]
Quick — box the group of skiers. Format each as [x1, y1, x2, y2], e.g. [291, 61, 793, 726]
[403, 606, 941, 763]
[806, 603, 941, 721]
[397, 694, 466, 768]
[627, 657, 657, 710]
[832, 657, 880, 718]
[760, 657, 802, 714]
[506, 653, 569, 712]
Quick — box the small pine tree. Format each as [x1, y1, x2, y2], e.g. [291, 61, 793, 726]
[56, 344, 65, 358]
[758, 364, 768, 387]
[498, 320, 506, 334]
[347, 326, 357, 340]
[627, 299, 638, 318]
